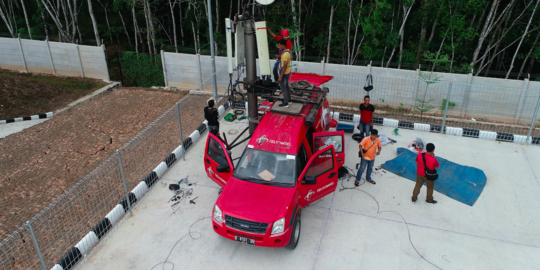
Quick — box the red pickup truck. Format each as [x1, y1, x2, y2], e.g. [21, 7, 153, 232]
[203, 76, 345, 250]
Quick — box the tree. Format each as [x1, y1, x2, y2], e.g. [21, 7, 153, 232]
[413, 51, 449, 119]
[506, 0, 540, 78]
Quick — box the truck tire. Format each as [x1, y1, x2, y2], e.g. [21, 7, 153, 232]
[285, 215, 301, 250]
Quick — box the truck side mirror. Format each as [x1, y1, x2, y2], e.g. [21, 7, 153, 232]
[216, 164, 230, 173]
[302, 176, 317, 185]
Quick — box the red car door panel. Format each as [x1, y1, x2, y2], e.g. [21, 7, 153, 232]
[204, 133, 234, 188]
[298, 145, 338, 207]
[313, 131, 345, 168]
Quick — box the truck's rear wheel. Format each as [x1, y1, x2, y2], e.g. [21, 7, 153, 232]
[285, 215, 301, 250]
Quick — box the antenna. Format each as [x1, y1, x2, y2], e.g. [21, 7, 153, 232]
[255, 0, 275, 5]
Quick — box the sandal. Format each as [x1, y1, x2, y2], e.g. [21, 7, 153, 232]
[354, 180, 360, 187]
[367, 180, 376, 185]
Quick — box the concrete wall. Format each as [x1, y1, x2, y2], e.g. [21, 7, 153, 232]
[161, 53, 540, 125]
[0, 37, 109, 81]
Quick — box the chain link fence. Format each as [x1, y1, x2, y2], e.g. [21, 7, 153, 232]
[0, 94, 211, 270]
[295, 67, 540, 144]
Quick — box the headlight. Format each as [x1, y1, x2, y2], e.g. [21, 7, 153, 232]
[271, 218, 285, 234]
[214, 205, 223, 223]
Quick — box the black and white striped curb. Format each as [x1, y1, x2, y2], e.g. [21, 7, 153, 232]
[0, 112, 53, 125]
[330, 112, 540, 145]
[50, 101, 230, 270]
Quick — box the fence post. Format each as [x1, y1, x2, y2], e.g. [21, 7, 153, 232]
[101, 44, 110, 81]
[320, 58, 325, 75]
[441, 82, 453, 134]
[160, 50, 168, 87]
[45, 37, 56, 75]
[17, 37, 28, 73]
[75, 42, 85, 77]
[526, 94, 540, 144]
[461, 73, 473, 117]
[176, 103, 186, 161]
[197, 54, 203, 91]
[514, 78, 530, 122]
[414, 68, 421, 107]
[116, 150, 132, 216]
[27, 221, 47, 270]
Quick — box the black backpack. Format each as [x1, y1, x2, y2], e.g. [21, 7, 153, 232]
[363, 74, 374, 91]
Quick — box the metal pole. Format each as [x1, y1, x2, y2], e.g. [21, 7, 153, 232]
[176, 103, 186, 161]
[17, 37, 28, 73]
[441, 82, 453, 134]
[206, 0, 218, 101]
[45, 36, 56, 75]
[27, 221, 47, 270]
[76, 41, 85, 78]
[526, 94, 540, 144]
[244, 19, 258, 134]
[101, 44, 110, 81]
[116, 150, 132, 216]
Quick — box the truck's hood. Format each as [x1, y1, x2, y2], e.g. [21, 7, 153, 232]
[221, 178, 295, 224]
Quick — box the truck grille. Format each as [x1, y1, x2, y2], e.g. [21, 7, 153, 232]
[225, 215, 269, 234]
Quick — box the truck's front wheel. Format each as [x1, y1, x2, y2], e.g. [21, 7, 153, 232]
[285, 215, 301, 250]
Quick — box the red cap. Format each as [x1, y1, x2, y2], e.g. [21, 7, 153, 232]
[281, 29, 290, 38]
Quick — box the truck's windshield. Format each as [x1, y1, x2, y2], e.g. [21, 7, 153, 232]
[233, 149, 296, 187]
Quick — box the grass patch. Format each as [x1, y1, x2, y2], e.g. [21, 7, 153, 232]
[0, 69, 106, 119]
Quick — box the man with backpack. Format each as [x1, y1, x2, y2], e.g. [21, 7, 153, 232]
[266, 23, 292, 82]
[277, 39, 292, 107]
[412, 143, 440, 204]
[355, 129, 382, 186]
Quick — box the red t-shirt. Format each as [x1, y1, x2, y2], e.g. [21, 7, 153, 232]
[360, 103, 375, 124]
[275, 35, 293, 51]
[416, 153, 440, 177]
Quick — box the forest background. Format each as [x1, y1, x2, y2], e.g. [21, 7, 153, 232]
[1, 0, 540, 80]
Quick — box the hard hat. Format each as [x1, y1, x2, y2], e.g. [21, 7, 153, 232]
[281, 29, 290, 38]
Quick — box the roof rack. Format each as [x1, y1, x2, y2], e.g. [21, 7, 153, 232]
[246, 81, 328, 126]
[248, 81, 328, 106]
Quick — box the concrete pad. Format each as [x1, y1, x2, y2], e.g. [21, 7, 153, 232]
[79, 120, 540, 270]
[0, 118, 49, 139]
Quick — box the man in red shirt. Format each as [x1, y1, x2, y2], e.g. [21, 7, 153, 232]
[412, 143, 440, 204]
[358, 95, 375, 138]
[267, 23, 292, 81]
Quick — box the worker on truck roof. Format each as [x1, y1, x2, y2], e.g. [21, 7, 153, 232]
[277, 39, 292, 107]
[266, 23, 292, 82]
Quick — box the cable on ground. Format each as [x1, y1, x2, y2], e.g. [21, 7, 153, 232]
[337, 170, 443, 270]
[149, 216, 211, 270]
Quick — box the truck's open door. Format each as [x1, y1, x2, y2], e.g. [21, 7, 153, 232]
[204, 133, 234, 188]
[297, 145, 338, 207]
[313, 131, 345, 168]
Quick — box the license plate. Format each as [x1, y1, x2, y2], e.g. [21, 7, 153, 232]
[235, 236, 255, 245]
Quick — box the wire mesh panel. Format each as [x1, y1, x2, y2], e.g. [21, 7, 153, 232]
[33, 155, 124, 269]
[0, 224, 43, 270]
[447, 83, 540, 142]
[119, 106, 181, 192]
[200, 65, 230, 94]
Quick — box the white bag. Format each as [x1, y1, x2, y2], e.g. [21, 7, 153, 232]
[379, 134, 390, 146]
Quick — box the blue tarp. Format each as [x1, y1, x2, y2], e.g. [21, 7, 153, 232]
[381, 148, 487, 206]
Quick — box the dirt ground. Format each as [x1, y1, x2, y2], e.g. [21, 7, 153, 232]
[0, 89, 214, 241]
[0, 69, 106, 120]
